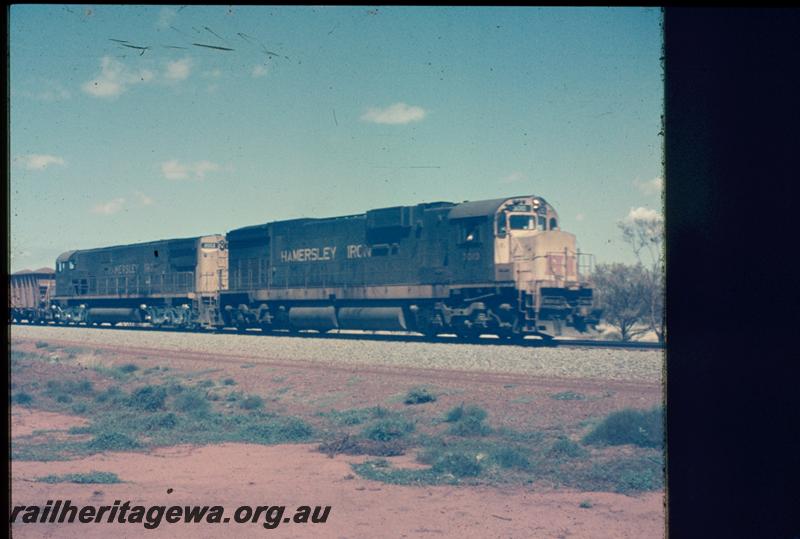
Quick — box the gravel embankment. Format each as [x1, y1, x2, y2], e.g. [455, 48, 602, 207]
[10, 325, 663, 383]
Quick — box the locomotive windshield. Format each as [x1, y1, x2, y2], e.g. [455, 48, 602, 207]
[509, 214, 535, 230]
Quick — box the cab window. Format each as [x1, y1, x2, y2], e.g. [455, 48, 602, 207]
[509, 215, 534, 230]
[549, 218, 558, 230]
[496, 213, 507, 237]
[538, 216, 547, 230]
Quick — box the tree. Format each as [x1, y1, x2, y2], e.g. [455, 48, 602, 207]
[592, 263, 652, 341]
[618, 208, 665, 343]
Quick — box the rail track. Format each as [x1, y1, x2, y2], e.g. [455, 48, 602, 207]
[8, 320, 663, 351]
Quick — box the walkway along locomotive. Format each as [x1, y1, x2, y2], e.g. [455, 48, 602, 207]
[41, 195, 597, 338]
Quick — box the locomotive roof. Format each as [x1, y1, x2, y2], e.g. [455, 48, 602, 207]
[448, 198, 509, 219]
[448, 196, 543, 219]
[11, 267, 54, 276]
[56, 235, 208, 260]
[229, 196, 544, 234]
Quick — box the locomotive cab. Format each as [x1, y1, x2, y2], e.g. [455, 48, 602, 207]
[492, 196, 596, 336]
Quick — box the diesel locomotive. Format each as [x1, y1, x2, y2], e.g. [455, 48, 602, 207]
[24, 194, 597, 339]
[51, 235, 227, 328]
[222, 195, 596, 338]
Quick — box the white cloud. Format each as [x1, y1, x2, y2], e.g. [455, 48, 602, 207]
[156, 7, 177, 29]
[193, 160, 220, 179]
[161, 159, 220, 180]
[91, 198, 126, 215]
[361, 102, 427, 125]
[135, 191, 154, 206]
[16, 154, 66, 170]
[82, 56, 155, 98]
[575, 213, 585, 222]
[251, 65, 268, 78]
[165, 58, 192, 81]
[624, 207, 663, 223]
[203, 69, 222, 78]
[162, 160, 190, 180]
[24, 81, 71, 102]
[634, 176, 664, 196]
[500, 171, 526, 184]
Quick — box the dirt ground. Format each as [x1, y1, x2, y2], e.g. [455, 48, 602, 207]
[10, 336, 665, 538]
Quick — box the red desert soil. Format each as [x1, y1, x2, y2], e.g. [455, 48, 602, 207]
[11, 338, 665, 538]
[12, 442, 664, 539]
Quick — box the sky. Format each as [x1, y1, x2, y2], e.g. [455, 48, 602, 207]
[9, 6, 663, 273]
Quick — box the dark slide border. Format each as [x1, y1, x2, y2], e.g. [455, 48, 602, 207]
[665, 8, 800, 538]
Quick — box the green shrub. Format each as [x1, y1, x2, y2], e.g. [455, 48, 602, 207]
[88, 432, 140, 451]
[46, 379, 94, 396]
[166, 382, 185, 395]
[73, 380, 94, 394]
[431, 451, 483, 477]
[173, 390, 211, 417]
[35, 341, 49, 349]
[318, 435, 405, 457]
[582, 407, 663, 448]
[444, 404, 487, 423]
[118, 363, 139, 373]
[322, 406, 387, 426]
[240, 395, 264, 410]
[363, 418, 415, 442]
[492, 446, 532, 470]
[550, 391, 586, 401]
[277, 417, 314, 440]
[95, 387, 124, 404]
[445, 405, 490, 436]
[404, 387, 437, 405]
[583, 457, 664, 493]
[11, 392, 34, 406]
[37, 471, 121, 484]
[145, 412, 178, 430]
[71, 403, 88, 414]
[222, 378, 237, 386]
[128, 386, 167, 411]
[238, 417, 313, 444]
[548, 437, 588, 459]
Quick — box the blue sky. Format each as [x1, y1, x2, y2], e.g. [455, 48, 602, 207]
[9, 6, 663, 272]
